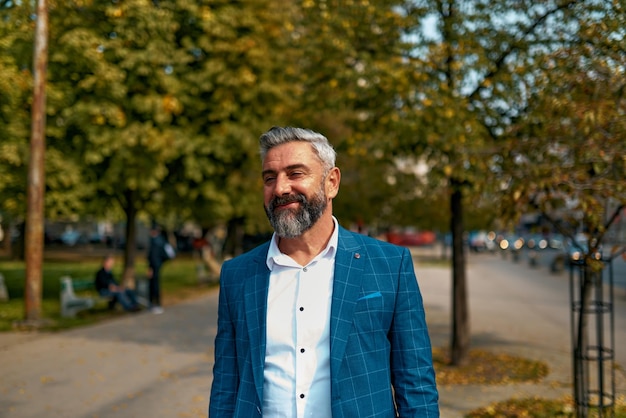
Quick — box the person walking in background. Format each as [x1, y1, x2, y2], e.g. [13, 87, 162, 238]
[147, 224, 173, 314]
[209, 127, 439, 417]
[94, 254, 140, 312]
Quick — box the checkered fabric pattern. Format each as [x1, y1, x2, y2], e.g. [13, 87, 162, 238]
[209, 227, 439, 417]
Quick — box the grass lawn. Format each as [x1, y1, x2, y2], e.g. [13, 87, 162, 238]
[0, 249, 217, 331]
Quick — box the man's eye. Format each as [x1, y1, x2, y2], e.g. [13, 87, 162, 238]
[263, 177, 276, 184]
[290, 172, 303, 178]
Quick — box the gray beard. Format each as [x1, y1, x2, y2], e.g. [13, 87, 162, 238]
[264, 188, 327, 238]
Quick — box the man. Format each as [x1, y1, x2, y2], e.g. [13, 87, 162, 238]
[94, 255, 140, 312]
[147, 224, 172, 314]
[209, 127, 439, 417]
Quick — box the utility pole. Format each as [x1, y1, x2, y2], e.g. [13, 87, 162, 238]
[24, 0, 48, 322]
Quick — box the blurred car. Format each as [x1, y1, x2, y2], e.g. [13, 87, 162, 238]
[547, 234, 565, 250]
[468, 230, 496, 252]
[88, 232, 105, 244]
[60, 229, 84, 246]
[386, 228, 436, 247]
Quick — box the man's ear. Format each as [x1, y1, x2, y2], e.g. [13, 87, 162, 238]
[326, 167, 341, 199]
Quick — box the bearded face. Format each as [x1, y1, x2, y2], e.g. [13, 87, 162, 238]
[264, 183, 327, 238]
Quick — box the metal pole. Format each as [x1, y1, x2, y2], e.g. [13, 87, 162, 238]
[571, 257, 616, 417]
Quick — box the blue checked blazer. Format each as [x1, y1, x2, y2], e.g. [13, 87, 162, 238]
[209, 227, 439, 417]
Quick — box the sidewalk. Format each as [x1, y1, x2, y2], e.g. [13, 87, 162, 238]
[0, 250, 624, 417]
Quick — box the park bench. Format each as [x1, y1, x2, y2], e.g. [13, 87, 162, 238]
[60, 276, 150, 318]
[59, 276, 101, 318]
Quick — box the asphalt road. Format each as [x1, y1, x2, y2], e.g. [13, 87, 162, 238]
[465, 249, 626, 369]
[501, 246, 626, 290]
[0, 248, 624, 417]
[424, 249, 626, 416]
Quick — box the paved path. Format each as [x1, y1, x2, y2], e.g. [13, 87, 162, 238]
[0, 294, 218, 418]
[1, 251, 624, 417]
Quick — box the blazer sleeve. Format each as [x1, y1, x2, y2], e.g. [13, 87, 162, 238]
[209, 263, 238, 417]
[390, 247, 439, 417]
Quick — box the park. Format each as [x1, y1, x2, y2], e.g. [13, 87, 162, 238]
[1, 1, 625, 416]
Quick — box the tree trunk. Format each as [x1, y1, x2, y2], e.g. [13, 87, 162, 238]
[450, 179, 470, 366]
[223, 217, 245, 258]
[24, 0, 48, 322]
[122, 189, 137, 288]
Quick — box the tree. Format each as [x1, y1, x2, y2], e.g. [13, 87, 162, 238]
[394, 0, 610, 366]
[24, 0, 48, 322]
[160, 0, 298, 253]
[0, 3, 33, 257]
[38, 0, 299, 271]
[1, 0, 313, 266]
[499, 7, 625, 412]
[39, 0, 191, 282]
[0, 2, 93, 259]
[276, 0, 422, 231]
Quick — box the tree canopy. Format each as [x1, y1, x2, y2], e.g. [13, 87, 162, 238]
[501, 2, 626, 250]
[1, 3, 623, 383]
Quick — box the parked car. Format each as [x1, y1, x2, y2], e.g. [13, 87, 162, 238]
[60, 229, 84, 246]
[547, 233, 565, 250]
[386, 228, 436, 247]
[468, 230, 496, 252]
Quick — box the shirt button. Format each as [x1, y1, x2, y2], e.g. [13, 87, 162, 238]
[299, 307, 304, 311]
[303, 267, 308, 272]
[300, 394, 305, 399]
[300, 348, 305, 353]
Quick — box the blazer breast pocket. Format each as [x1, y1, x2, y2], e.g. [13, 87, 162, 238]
[352, 291, 391, 333]
[354, 291, 384, 313]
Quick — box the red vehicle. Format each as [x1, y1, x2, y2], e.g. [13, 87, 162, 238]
[386, 229, 436, 247]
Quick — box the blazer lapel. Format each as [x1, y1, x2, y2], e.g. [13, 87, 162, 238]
[330, 228, 365, 376]
[243, 243, 271, 403]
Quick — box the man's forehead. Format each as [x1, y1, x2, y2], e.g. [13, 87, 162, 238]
[263, 141, 319, 165]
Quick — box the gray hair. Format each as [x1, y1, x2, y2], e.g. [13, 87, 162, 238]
[259, 126, 336, 174]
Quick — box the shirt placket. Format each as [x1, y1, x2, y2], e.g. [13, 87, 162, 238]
[294, 264, 314, 418]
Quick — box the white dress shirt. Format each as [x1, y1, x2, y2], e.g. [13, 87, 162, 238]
[262, 217, 338, 418]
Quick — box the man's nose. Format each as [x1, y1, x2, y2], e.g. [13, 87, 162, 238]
[274, 174, 291, 196]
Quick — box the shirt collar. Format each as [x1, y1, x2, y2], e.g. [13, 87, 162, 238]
[266, 216, 339, 271]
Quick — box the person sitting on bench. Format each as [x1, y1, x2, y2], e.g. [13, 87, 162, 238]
[95, 255, 141, 312]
